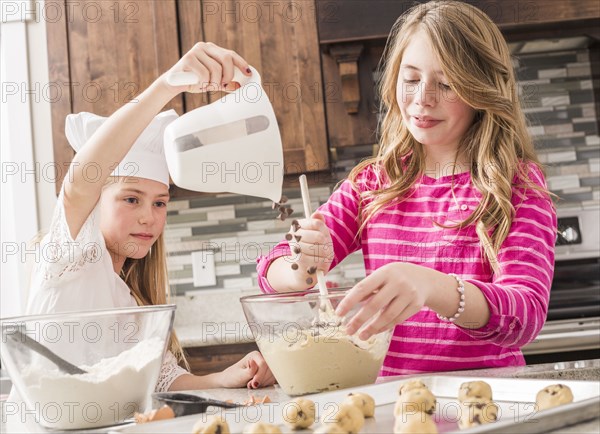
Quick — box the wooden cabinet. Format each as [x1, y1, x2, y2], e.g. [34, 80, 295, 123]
[177, 0, 328, 175]
[47, 0, 328, 194]
[47, 1, 182, 193]
[185, 342, 259, 376]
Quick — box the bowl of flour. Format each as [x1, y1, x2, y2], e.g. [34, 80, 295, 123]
[0, 304, 175, 430]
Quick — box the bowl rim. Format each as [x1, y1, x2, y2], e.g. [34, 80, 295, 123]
[240, 288, 351, 303]
[0, 304, 176, 324]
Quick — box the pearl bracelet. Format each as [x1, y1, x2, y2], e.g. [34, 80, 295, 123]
[437, 273, 465, 322]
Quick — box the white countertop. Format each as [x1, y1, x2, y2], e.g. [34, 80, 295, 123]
[3, 360, 598, 433]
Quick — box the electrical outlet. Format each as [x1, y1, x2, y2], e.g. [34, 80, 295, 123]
[192, 250, 217, 287]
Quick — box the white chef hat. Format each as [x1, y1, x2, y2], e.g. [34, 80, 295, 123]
[64, 109, 179, 187]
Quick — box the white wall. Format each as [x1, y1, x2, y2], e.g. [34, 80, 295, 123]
[1, 0, 56, 317]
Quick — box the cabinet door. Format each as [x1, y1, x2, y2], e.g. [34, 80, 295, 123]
[178, 0, 329, 174]
[47, 0, 182, 193]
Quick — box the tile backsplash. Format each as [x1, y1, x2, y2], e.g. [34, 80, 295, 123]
[513, 37, 599, 207]
[166, 36, 599, 297]
[165, 185, 367, 296]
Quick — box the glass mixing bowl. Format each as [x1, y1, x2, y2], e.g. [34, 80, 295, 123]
[0, 304, 175, 430]
[241, 289, 392, 396]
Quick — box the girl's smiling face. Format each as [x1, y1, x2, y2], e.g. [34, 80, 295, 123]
[99, 177, 169, 270]
[396, 29, 476, 155]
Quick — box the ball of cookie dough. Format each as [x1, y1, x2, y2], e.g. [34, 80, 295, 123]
[458, 381, 493, 402]
[399, 379, 428, 396]
[283, 398, 316, 430]
[329, 403, 365, 434]
[457, 400, 499, 429]
[242, 422, 282, 434]
[394, 412, 438, 434]
[344, 392, 376, 418]
[313, 423, 347, 434]
[536, 384, 574, 411]
[394, 387, 436, 415]
[192, 415, 230, 434]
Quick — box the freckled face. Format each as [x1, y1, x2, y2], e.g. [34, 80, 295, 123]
[396, 30, 476, 153]
[99, 177, 169, 263]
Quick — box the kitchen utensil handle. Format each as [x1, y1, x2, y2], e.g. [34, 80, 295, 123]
[10, 329, 86, 375]
[299, 175, 329, 298]
[166, 66, 254, 88]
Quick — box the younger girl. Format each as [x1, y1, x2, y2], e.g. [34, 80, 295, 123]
[257, 0, 557, 376]
[27, 42, 275, 391]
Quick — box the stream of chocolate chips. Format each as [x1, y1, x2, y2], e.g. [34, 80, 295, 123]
[272, 195, 294, 221]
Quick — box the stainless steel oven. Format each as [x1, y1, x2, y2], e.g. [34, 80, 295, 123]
[523, 207, 600, 363]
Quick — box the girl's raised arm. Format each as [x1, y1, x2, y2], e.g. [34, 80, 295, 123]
[62, 42, 250, 240]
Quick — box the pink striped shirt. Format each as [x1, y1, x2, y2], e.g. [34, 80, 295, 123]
[257, 163, 557, 375]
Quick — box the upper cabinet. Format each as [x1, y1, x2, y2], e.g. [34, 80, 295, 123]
[47, 0, 328, 194]
[47, 1, 182, 193]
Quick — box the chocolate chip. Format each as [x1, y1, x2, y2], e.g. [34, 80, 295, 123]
[285, 233, 293, 241]
[293, 246, 301, 254]
[307, 266, 317, 275]
[294, 235, 302, 242]
[291, 263, 299, 270]
[306, 277, 313, 285]
[278, 213, 286, 221]
[286, 207, 293, 215]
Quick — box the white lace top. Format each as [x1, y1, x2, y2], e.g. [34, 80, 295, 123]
[26, 188, 188, 392]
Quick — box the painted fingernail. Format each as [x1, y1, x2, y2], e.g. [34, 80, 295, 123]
[306, 277, 314, 285]
[285, 233, 293, 241]
[252, 381, 259, 388]
[291, 263, 299, 270]
[246, 67, 252, 74]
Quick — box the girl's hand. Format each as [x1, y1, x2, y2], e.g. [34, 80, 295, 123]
[161, 42, 251, 95]
[286, 212, 335, 287]
[335, 262, 432, 340]
[218, 351, 276, 389]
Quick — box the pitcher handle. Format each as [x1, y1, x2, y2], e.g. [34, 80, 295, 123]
[167, 66, 257, 90]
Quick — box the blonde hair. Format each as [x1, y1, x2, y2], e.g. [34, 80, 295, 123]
[121, 233, 190, 370]
[350, 0, 550, 273]
[104, 177, 189, 369]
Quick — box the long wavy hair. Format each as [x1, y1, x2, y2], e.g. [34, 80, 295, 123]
[350, 0, 549, 272]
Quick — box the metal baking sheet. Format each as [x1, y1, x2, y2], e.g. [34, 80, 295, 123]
[109, 376, 600, 433]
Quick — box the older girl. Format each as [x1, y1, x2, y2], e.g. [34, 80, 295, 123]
[258, 0, 556, 375]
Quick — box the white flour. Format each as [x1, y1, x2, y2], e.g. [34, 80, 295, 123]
[20, 337, 164, 429]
